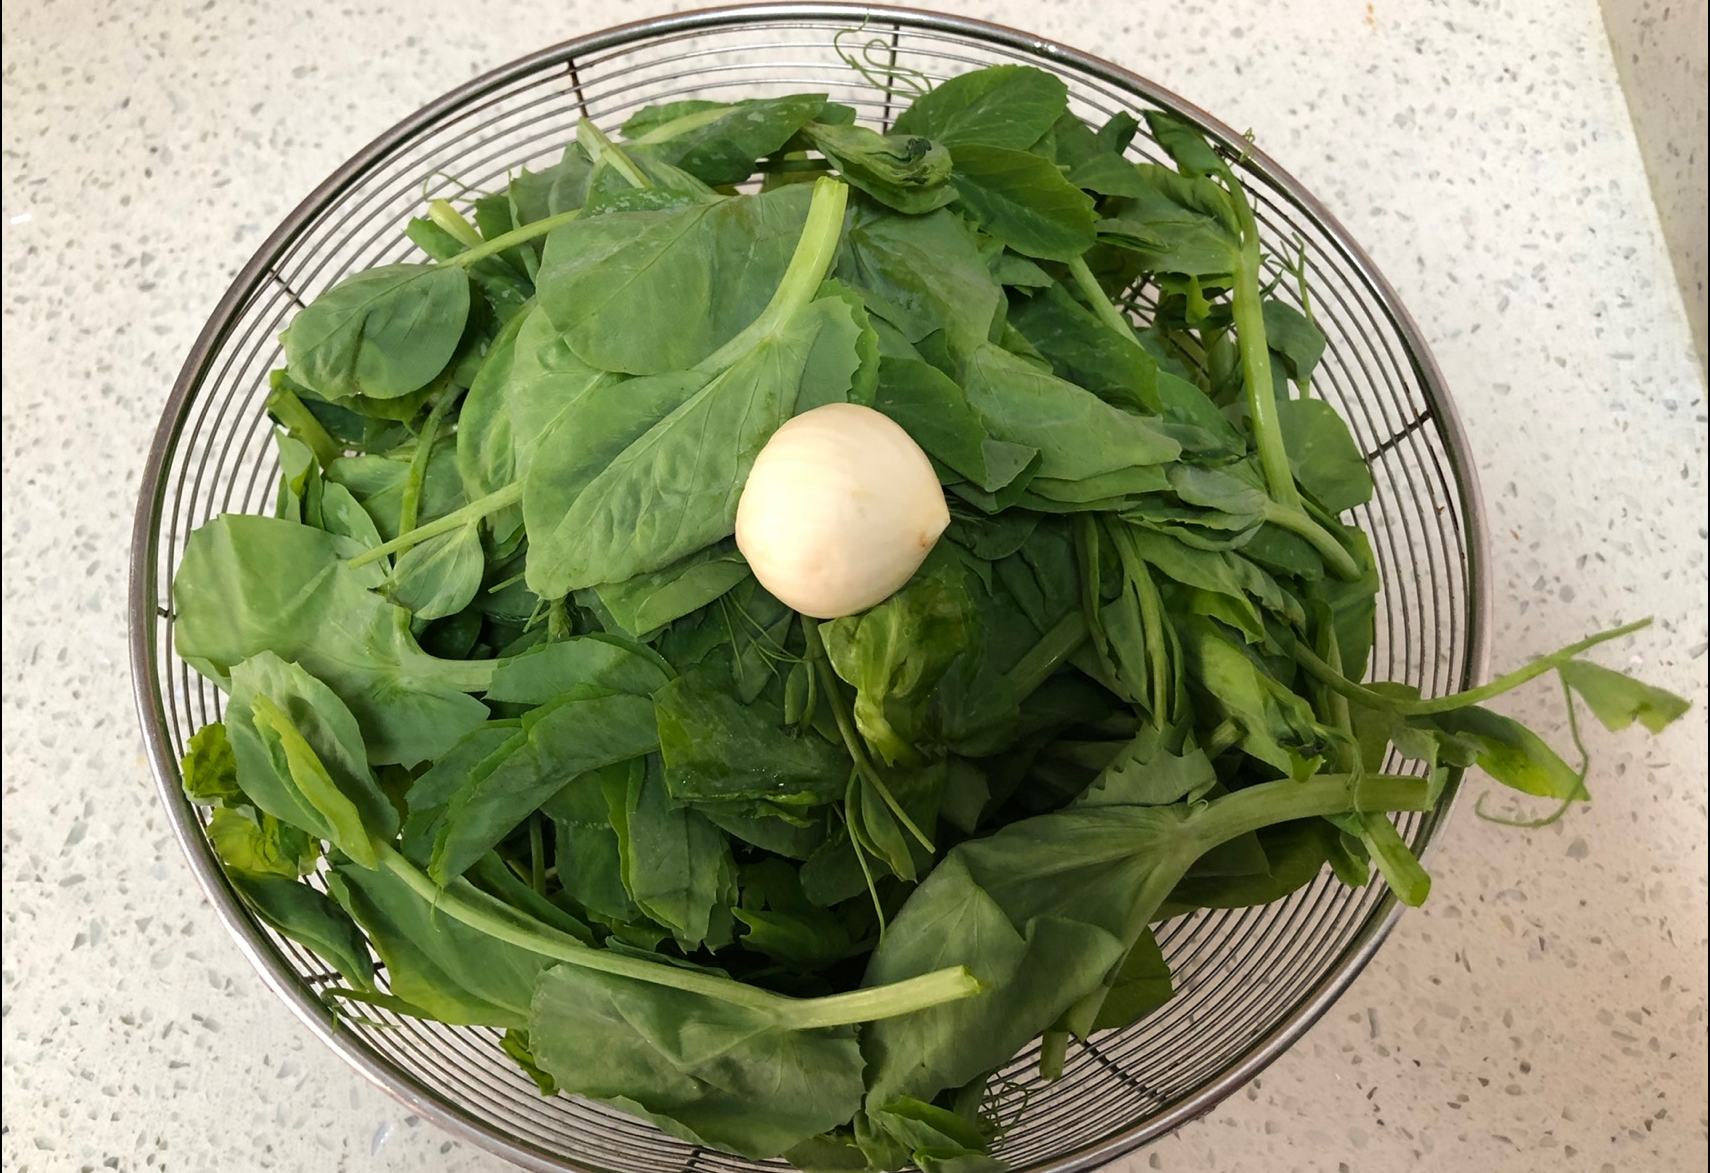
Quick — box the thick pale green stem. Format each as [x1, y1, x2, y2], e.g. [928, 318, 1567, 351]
[266, 385, 342, 468]
[1185, 773, 1431, 851]
[697, 177, 850, 375]
[1039, 1027, 1069, 1082]
[350, 483, 524, 569]
[634, 104, 736, 144]
[1107, 520, 1175, 720]
[577, 118, 649, 189]
[1261, 499, 1362, 581]
[1358, 811, 1431, 905]
[444, 210, 580, 270]
[1007, 610, 1091, 699]
[1068, 256, 1141, 344]
[1202, 718, 1241, 759]
[373, 843, 978, 1028]
[398, 389, 460, 536]
[1296, 619, 1653, 717]
[1317, 623, 1430, 904]
[1219, 165, 1304, 514]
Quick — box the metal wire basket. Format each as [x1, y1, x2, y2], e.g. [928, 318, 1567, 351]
[128, 4, 1490, 1170]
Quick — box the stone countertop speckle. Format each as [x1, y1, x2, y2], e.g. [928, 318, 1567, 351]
[2, 1, 1704, 1171]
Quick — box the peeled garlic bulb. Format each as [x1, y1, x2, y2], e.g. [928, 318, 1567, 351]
[736, 403, 950, 619]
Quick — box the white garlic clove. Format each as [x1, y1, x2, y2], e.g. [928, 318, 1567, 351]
[735, 402, 951, 619]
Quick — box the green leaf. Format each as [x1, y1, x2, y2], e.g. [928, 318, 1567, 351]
[173, 515, 490, 765]
[1009, 283, 1161, 413]
[1046, 111, 1147, 197]
[537, 184, 814, 375]
[1275, 397, 1372, 514]
[873, 356, 1039, 497]
[836, 203, 1002, 362]
[959, 342, 1180, 494]
[1174, 615, 1328, 779]
[384, 523, 484, 621]
[709, 808, 827, 860]
[453, 303, 529, 536]
[948, 144, 1097, 262]
[860, 853, 1126, 1109]
[532, 762, 635, 923]
[632, 94, 828, 186]
[1558, 660, 1692, 734]
[619, 758, 738, 949]
[893, 65, 1067, 149]
[1159, 818, 1339, 915]
[1076, 728, 1217, 807]
[229, 871, 374, 991]
[618, 99, 727, 137]
[328, 859, 562, 1027]
[207, 806, 316, 879]
[485, 634, 671, 706]
[509, 151, 595, 228]
[518, 364, 702, 596]
[1089, 928, 1174, 1030]
[986, 247, 1053, 289]
[807, 278, 881, 409]
[1424, 706, 1586, 800]
[324, 438, 467, 542]
[525, 294, 862, 596]
[1141, 110, 1225, 177]
[529, 963, 866, 1160]
[500, 1029, 560, 1096]
[783, 1132, 871, 1172]
[181, 722, 241, 805]
[863, 1096, 1001, 1170]
[281, 263, 471, 401]
[802, 122, 955, 214]
[1263, 299, 1327, 385]
[1096, 164, 1240, 276]
[822, 561, 978, 765]
[429, 687, 661, 884]
[655, 671, 849, 811]
[1130, 528, 1266, 637]
[734, 859, 855, 970]
[593, 544, 751, 639]
[224, 651, 398, 867]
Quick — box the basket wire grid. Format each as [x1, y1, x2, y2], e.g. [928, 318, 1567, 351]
[128, 6, 1490, 1171]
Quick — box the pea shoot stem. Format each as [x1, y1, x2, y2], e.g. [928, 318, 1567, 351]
[372, 842, 978, 1028]
[442, 210, 580, 270]
[349, 483, 523, 569]
[1068, 256, 1140, 344]
[1008, 610, 1092, 699]
[1294, 618, 1653, 716]
[1261, 499, 1363, 581]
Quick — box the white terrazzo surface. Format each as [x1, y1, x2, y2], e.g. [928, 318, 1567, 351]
[3, 1, 1705, 1171]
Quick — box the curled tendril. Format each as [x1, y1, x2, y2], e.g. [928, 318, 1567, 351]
[978, 1080, 1033, 1139]
[833, 20, 933, 103]
[418, 169, 493, 204]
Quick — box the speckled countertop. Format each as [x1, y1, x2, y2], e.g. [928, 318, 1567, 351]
[3, 1, 1705, 1170]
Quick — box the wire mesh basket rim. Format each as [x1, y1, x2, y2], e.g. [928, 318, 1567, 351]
[127, 5, 1492, 1171]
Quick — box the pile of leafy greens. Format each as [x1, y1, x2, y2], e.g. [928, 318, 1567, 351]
[171, 63, 1689, 1171]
